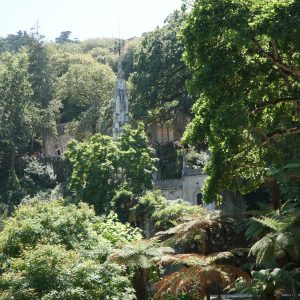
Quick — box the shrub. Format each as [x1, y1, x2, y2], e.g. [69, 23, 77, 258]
[0, 244, 135, 300]
[0, 199, 141, 298]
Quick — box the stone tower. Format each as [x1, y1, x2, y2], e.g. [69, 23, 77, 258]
[112, 60, 129, 140]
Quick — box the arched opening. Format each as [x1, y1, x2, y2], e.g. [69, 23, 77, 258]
[197, 193, 203, 206]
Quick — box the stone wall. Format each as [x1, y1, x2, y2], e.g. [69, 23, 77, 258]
[43, 123, 72, 156]
[154, 179, 183, 201]
[220, 191, 246, 218]
[183, 174, 206, 205]
[154, 174, 216, 212]
[147, 109, 189, 145]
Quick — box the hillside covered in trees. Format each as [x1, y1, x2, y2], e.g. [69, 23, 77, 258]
[0, 0, 299, 299]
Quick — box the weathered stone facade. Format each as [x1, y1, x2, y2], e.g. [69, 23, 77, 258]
[43, 123, 72, 156]
[147, 110, 189, 145]
[154, 172, 215, 211]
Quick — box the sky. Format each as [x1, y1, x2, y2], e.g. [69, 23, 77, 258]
[0, 0, 183, 41]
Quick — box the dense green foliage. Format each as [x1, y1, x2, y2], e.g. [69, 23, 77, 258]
[52, 51, 115, 133]
[132, 190, 203, 231]
[0, 245, 135, 300]
[130, 10, 194, 124]
[235, 268, 300, 299]
[0, 199, 139, 299]
[0, 31, 33, 53]
[0, 51, 33, 194]
[179, 0, 300, 298]
[0, 33, 137, 205]
[1, 1, 300, 298]
[21, 156, 57, 195]
[66, 123, 157, 213]
[182, 0, 300, 204]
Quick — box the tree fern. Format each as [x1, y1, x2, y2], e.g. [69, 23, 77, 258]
[252, 217, 287, 231]
[250, 233, 277, 266]
[275, 231, 300, 261]
[154, 264, 250, 300]
[245, 218, 269, 240]
[106, 240, 174, 300]
[234, 268, 300, 299]
[106, 239, 174, 269]
[155, 211, 221, 249]
[154, 252, 250, 300]
[250, 230, 300, 266]
[247, 202, 300, 267]
[159, 250, 249, 267]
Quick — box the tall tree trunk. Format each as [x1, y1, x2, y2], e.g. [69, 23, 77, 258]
[217, 284, 221, 299]
[266, 292, 276, 300]
[43, 134, 46, 156]
[271, 179, 280, 210]
[133, 268, 147, 300]
[292, 282, 298, 299]
[8, 147, 20, 192]
[10, 148, 16, 173]
[30, 137, 35, 153]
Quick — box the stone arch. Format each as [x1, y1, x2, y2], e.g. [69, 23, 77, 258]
[197, 193, 203, 206]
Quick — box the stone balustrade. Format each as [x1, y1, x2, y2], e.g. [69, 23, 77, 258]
[154, 178, 183, 189]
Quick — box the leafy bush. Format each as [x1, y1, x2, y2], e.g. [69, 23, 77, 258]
[0, 199, 108, 259]
[0, 244, 135, 300]
[132, 190, 204, 231]
[22, 156, 57, 194]
[94, 212, 142, 245]
[234, 268, 300, 299]
[0, 198, 141, 298]
[131, 190, 167, 220]
[66, 124, 157, 214]
[152, 200, 204, 231]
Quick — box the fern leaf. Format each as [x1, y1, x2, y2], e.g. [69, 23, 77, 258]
[252, 217, 285, 232]
[154, 264, 250, 300]
[250, 233, 276, 266]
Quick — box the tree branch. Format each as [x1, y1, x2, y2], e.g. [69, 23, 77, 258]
[260, 126, 300, 146]
[270, 38, 279, 61]
[252, 97, 300, 113]
[252, 38, 300, 79]
[270, 38, 291, 87]
[157, 65, 186, 86]
[161, 92, 186, 103]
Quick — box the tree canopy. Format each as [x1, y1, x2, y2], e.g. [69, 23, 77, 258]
[66, 123, 157, 213]
[130, 10, 194, 124]
[0, 3, 300, 298]
[182, 0, 300, 204]
[0, 51, 33, 177]
[0, 199, 139, 299]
